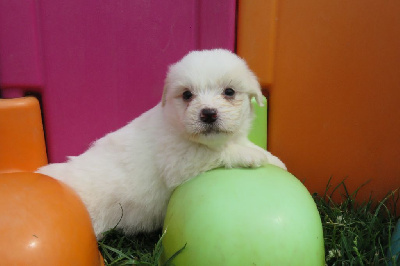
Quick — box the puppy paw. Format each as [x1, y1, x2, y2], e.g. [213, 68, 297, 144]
[264, 151, 287, 170]
[222, 142, 287, 170]
[221, 145, 269, 168]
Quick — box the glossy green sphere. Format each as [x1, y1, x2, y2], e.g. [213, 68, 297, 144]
[160, 165, 325, 265]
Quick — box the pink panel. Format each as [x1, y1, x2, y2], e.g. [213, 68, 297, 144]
[31, 0, 236, 162]
[0, 0, 44, 89]
[198, 1, 236, 50]
[0, 0, 235, 162]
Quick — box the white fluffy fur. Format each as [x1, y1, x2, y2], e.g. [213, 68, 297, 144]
[37, 49, 286, 239]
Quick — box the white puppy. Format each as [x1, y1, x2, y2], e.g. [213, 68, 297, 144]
[37, 49, 286, 239]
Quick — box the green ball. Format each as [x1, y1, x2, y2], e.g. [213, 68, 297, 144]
[160, 165, 325, 266]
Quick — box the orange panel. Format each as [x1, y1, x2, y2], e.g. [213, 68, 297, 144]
[0, 97, 47, 173]
[237, 0, 277, 87]
[238, 0, 400, 206]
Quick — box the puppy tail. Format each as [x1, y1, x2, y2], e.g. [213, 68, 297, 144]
[161, 85, 167, 106]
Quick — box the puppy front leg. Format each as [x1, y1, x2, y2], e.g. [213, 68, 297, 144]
[221, 140, 286, 170]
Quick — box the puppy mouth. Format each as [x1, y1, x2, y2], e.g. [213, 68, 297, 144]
[197, 123, 232, 136]
[202, 127, 223, 135]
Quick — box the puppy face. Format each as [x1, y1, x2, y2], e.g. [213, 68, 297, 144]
[162, 49, 263, 147]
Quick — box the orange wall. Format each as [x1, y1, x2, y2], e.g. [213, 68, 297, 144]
[238, 0, 400, 206]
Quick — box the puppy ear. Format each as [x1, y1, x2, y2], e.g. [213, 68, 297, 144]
[251, 86, 265, 107]
[247, 73, 264, 107]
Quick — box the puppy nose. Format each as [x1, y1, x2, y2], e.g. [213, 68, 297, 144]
[200, 108, 218, 124]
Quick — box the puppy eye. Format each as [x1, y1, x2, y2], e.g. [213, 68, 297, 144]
[223, 88, 235, 97]
[182, 90, 193, 101]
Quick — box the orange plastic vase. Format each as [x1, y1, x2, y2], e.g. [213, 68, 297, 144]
[0, 97, 48, 173]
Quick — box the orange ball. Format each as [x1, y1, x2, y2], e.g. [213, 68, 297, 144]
[0, 172, 104, 265]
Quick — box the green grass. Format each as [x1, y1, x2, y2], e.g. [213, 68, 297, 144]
[98, 229, 163, 265]
[314, 178, 399, 265]
[98, 180, 399, 265]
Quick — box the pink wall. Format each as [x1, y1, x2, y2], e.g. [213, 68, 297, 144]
[0, 0, 236, 162]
